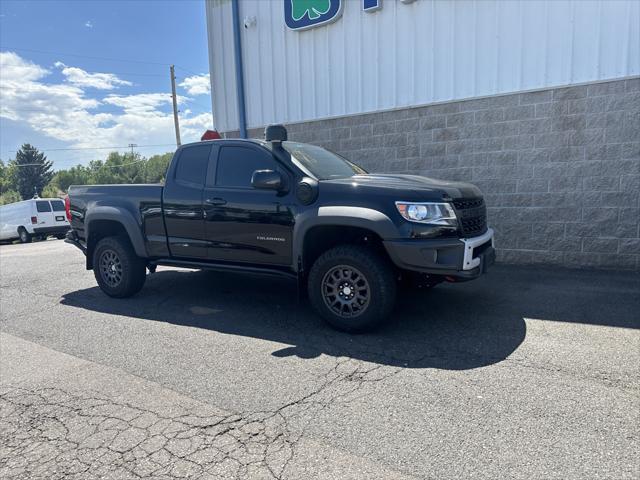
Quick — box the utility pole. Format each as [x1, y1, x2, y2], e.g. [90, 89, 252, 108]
[128, 143, 137, 158]
[170, 65, 181, 147]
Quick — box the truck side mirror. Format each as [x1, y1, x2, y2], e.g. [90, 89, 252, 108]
[251, 170, 283, 191]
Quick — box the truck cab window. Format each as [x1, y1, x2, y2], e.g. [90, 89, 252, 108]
[175, 145, 210, 186]
[36, 201, 52, 212]
[216, 146, 277, 188]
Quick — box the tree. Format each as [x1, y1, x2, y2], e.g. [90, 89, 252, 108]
[13, 144, 54, 199]
[0, 159, 17, 194]
[42, 183, 61, 198]
[145, 153, 172, 183]
[9, 149, 175, 200]
[51, 164, 94, 192]
[0, 189, 21, 205]
[0, 159, 20, 205]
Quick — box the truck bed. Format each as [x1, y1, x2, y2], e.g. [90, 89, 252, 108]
[68, 184, 168, 258]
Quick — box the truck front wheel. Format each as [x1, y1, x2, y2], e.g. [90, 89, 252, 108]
[308, 245, 397, 333]
[93, 236, 146, 298]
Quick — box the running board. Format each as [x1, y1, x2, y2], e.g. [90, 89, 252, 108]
[149, 258, 297, 280]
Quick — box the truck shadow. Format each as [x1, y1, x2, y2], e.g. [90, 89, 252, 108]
[59, 264, 638, 370]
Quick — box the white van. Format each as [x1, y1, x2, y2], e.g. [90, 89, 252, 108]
[0, 198, 70, 243]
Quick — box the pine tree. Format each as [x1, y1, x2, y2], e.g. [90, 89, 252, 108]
[14, 144, 54, 199]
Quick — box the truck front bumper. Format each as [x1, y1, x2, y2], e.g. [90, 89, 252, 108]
[383, 228, 495, 280]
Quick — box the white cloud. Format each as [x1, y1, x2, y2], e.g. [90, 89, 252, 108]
[0, 52, 213, 164]
[179, 74, 210, 96]
[104, 93, 174, 113]
[55, 62, 132, 90]
[1, 51, 49, 82]
[85, 20, 93, 28]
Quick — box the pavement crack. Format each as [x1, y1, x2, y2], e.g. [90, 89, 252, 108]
[0, 351, 406, 480]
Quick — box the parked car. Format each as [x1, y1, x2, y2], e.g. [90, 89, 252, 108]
[66, 125, 494, 332]
[0, 198, 70, 243]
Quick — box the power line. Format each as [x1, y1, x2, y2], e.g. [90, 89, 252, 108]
[174, 65, 206, 78]
[94, 158, 147, 169]
[2, 46, 205, 74]
[12, 158, 149, 169]
[8, 163, 48, 167]
[3, 144, 176, 154]
[0, 106, 135, 114]
[84, 71, 166, 78]
[1, 46, 170, 66]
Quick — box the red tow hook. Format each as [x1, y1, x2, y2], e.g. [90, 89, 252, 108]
[445, 276, 457, 282]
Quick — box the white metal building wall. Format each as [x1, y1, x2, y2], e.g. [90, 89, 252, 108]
[206, 0, 640, 133]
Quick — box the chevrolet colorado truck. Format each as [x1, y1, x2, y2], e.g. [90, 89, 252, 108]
[66, 125, 495, 332]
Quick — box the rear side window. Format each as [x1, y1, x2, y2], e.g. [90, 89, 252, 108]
[36, 201, 52, 212]
[175, 145, 210, 186]
[50, 200, 65, 211]
[216, 146, 277, 188]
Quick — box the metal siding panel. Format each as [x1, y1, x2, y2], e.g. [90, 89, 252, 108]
[433, 0, 454, 101]
[395, 0, 415, 106]
[496, 1, 520, 93]
[453, 1, 475, 99]
[208, 0, 237, 133]
[222, 2, 237, 132]
[521, 1, 547, 90]
[313, 27, 330, 119]
[343, 3, 361, 114]
[572, 0, 600, 82]
[376, 4, 396, 110]
[475, 0, 498, 96]
[207, 0, 640, 132]
[629, 1, 640, 76]
[412, 1, 432, 105]
[328, 15, 346, 116]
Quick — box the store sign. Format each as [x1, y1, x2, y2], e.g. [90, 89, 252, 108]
[284, 0, 343, 31]
[285, 0, 416, 31]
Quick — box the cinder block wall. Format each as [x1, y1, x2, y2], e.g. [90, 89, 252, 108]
[230, 77, 640, 270]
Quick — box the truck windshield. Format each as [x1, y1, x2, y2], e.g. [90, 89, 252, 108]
[283, 142, 367, 180]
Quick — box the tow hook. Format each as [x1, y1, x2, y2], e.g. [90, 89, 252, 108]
[445, 276, 457, 282]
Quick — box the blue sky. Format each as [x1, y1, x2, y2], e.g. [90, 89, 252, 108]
[0, 0, 213, 169]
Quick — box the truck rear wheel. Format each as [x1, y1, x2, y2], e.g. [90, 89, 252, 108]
[308, 245, 396, 333]
[93, 236, 146, 298]
[18, 227, 32, 244]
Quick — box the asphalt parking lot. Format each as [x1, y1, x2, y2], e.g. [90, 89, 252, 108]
[0, 239, 638, 479]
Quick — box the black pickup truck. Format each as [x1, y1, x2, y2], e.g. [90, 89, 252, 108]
[66, 125, 494, 332]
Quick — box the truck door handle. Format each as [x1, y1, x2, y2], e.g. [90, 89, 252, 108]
[205, 197, 226, 206]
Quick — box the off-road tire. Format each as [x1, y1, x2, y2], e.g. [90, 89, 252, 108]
[18, 228, 32, 244]
[308, 245, 396, 333]
[93, 236, 146, 298]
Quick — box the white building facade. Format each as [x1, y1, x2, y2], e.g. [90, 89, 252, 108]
[207, 0, 640, 269]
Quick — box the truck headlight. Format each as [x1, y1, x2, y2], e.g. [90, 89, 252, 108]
[395, 201, 457, 226]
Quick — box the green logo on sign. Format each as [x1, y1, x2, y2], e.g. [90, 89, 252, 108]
[291, 0, 331, 21]
[284, 0, 342, 31]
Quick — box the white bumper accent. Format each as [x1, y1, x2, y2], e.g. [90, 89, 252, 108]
[461, 228, 494, 270]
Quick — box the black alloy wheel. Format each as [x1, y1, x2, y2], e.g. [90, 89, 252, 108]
[99, 249, 123, 288]
[321, 265, 371, 318]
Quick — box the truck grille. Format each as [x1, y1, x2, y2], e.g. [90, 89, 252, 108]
[452, 198, 487, 237]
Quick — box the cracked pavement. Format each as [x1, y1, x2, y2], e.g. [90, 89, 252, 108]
[1, 240, 639, 479]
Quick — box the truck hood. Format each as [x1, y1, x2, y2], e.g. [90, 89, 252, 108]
[321, 174, 483, 200]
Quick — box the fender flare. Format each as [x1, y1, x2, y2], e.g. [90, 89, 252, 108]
[85, 206, 147, 259]
[293, 206, 397, 272]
